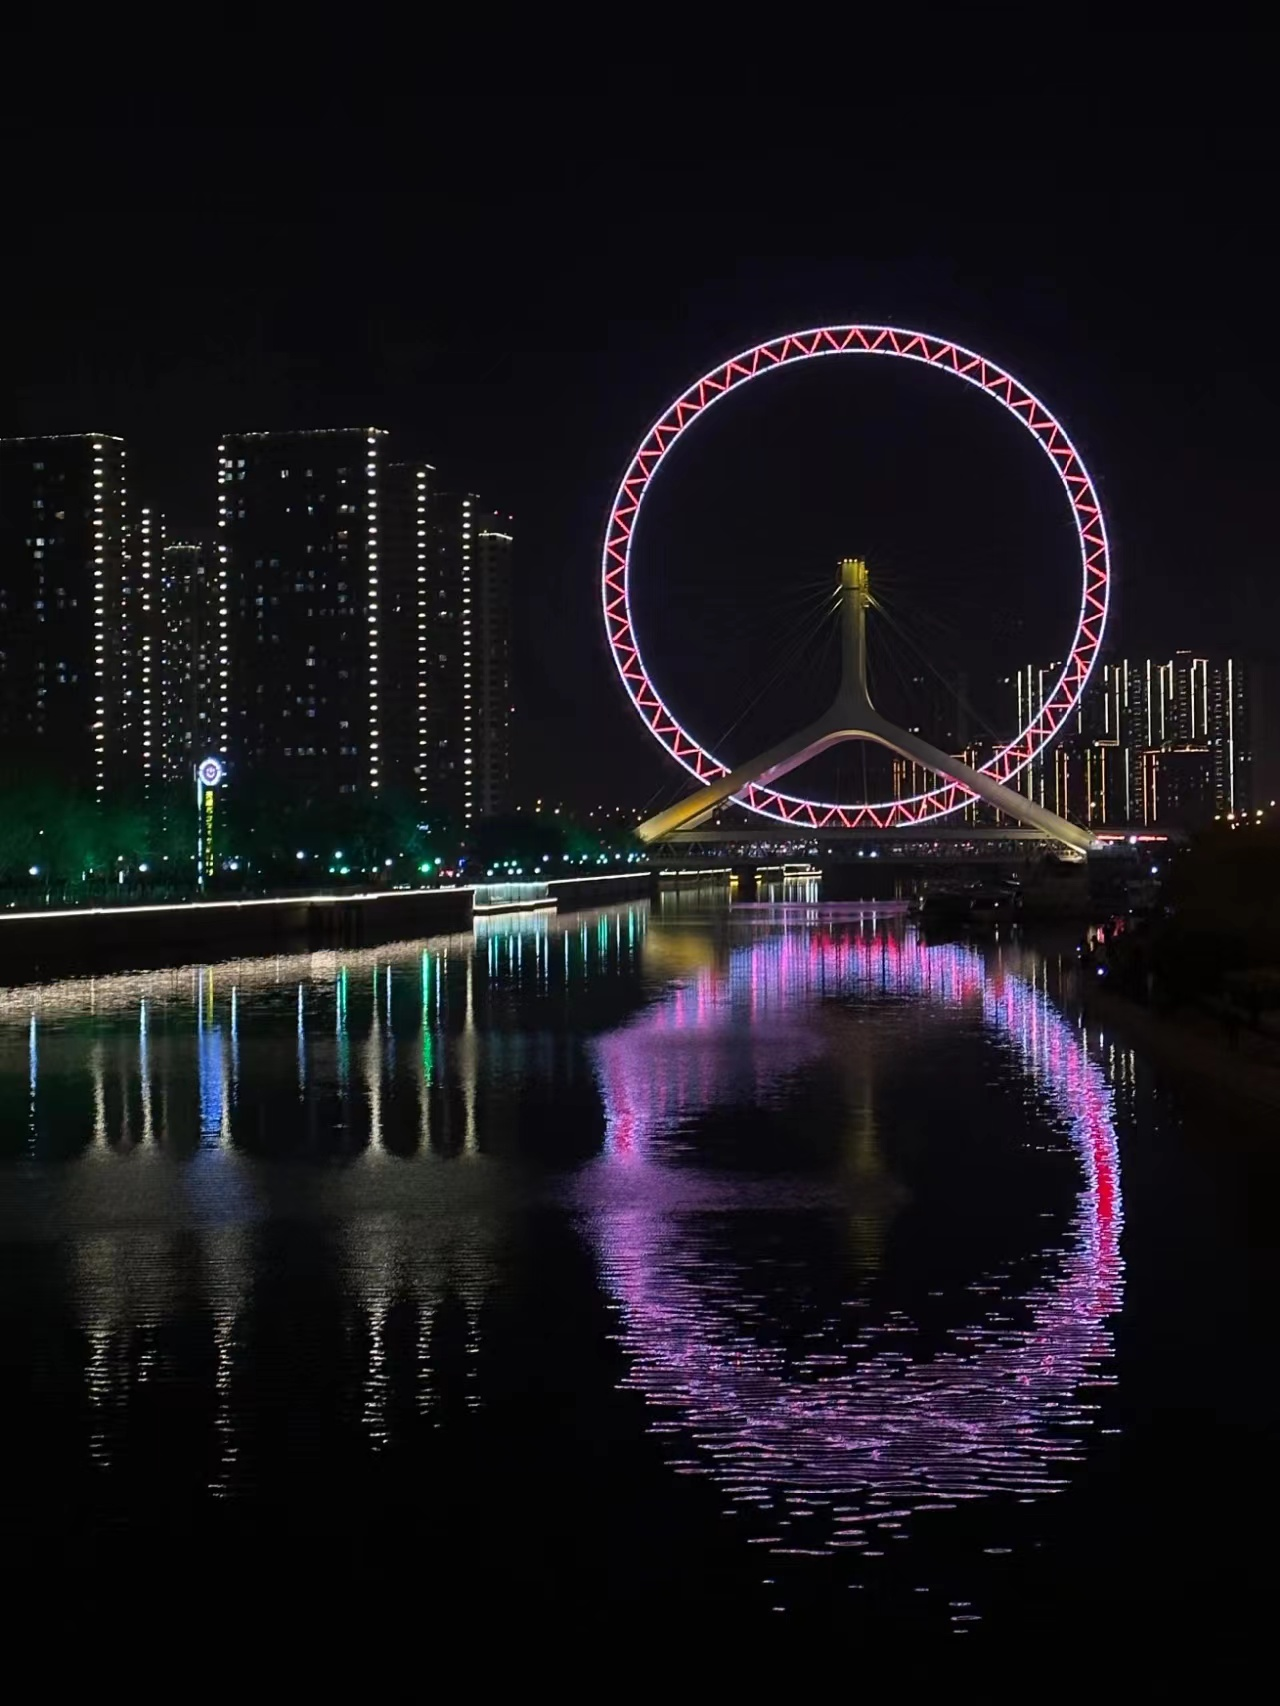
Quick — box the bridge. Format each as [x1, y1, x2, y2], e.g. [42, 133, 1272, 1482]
[636, 560, 1094, 857]
[654, 826, 1067, 847]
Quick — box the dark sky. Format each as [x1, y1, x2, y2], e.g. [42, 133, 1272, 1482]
[5, 116, 1278, 806]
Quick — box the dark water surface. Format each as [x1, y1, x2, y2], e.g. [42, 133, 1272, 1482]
[1, 893, 1275, 1645]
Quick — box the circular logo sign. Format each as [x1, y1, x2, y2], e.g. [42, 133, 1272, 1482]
[197, 756, 225, 789]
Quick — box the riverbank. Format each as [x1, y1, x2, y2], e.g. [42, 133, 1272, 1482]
[0, 870, 654, 982]
[1084, 981, 1280, 1115]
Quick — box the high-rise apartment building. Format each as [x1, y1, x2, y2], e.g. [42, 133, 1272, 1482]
[469, 510, 514, 822]
[121, 503, 163, 797]
[0, 426, 515, 836]
[415, 492, 513, 827]
[1210, 655, 1251, 817]
[216, 431, 513, 827]
[1010, 651, 1254, 830]
[218, 428, 383, 805]
[1167, 650, 1210, 745]
[892, 742, 992, 825]
[1137, 745, 1218, 829]
[1007, 659, 1120, 828]
[1125, 652, 1253, 828]
[420, 490, 466, 824]
[1011, 662, 1070, 819]
[113, 518, 227, 811]
[0, 434, 129, 796]
[379, 460, 434, 806]
[156, 539, 224, 791]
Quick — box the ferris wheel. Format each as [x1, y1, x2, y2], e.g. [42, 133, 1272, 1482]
[601, 326, 1110, 850]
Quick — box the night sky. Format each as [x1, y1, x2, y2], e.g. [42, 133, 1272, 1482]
[6, 118, 1278, 807]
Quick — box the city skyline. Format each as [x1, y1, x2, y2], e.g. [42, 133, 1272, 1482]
[0, 416, 1266, 838]
[1, 426, 514, 835]
[6, 122, 1279, 814]
[1011, 650, 1256, 831]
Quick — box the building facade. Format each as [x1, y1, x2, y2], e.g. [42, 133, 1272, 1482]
[414, 492, 513, 828]
[216, 432, 513, 829]
[0, 434, 129, 797]
[1, 428, 514, 840]
[218, 428, 383, 806]
[420, 489, 467, 826]
[379, 460, 434, 808]
[1209, 655, 1251, 818]
[157, 539, 224, 792]
[120, 503, 163, 798]
[1010, 651, 1254, 831]
[469, 509, 514, 823]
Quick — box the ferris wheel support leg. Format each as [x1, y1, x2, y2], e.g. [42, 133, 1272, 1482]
[636, 718, 1093, 853]
[635, 559, 1095, 855]
[635, 716, 846, 843]
[856, 720, 1095, 855]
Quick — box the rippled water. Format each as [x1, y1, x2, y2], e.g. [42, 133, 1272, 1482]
[0, 893, 1274, 1641]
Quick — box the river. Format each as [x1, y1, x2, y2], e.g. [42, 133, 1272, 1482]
[0, 888, 1274, 1645]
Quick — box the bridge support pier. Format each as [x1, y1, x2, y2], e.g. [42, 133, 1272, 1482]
[731, 864, 758, 902]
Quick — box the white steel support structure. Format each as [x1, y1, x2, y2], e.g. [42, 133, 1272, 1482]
[637, 561, 1095, 856]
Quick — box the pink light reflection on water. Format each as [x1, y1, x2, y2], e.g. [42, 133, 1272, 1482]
[584, 924, 1123, 1550]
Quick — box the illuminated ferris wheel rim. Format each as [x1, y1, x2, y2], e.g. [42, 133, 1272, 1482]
[601, 324, 1111, 830]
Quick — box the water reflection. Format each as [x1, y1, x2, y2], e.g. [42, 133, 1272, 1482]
[0, 901, 1131, 1615]
[0, 912, 646, 1507]
[584, 919, 1124, 1592]
[0, 911, 641, 1164]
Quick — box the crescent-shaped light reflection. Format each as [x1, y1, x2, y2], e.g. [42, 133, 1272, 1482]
[584, 922, 1123, 1553]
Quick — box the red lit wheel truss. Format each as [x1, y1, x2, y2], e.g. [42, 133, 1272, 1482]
[602, 326, 1111, 830]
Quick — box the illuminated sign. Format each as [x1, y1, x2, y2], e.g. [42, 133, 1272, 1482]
[203, 786, 216, 878]
[195, 757, 224, 887]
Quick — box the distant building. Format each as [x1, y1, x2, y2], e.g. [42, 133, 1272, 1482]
[1137, 745, 1217, 830]
[218, 428, 384, 805]
[379, 460, 434, 808]
[1211, 655, 1252, 818]
[1006, 659, 1120, 829]
[0, 433, 129, 797]
[1010, 651, 1254, 831]
[119, 503, 163, 798]
[113, 520, 226, 811]
[408, 491, 514, 829]
[1131, 652, 1252, 826]
[1011, 662, 1070, 819]
[158, 539, 224, 791]
[469, 510, 514, 823]
[891, 742, 993, 825]
[215, 430, 513, 830]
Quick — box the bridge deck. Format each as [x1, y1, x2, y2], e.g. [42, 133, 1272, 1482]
[655, 824, 1079, 846]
